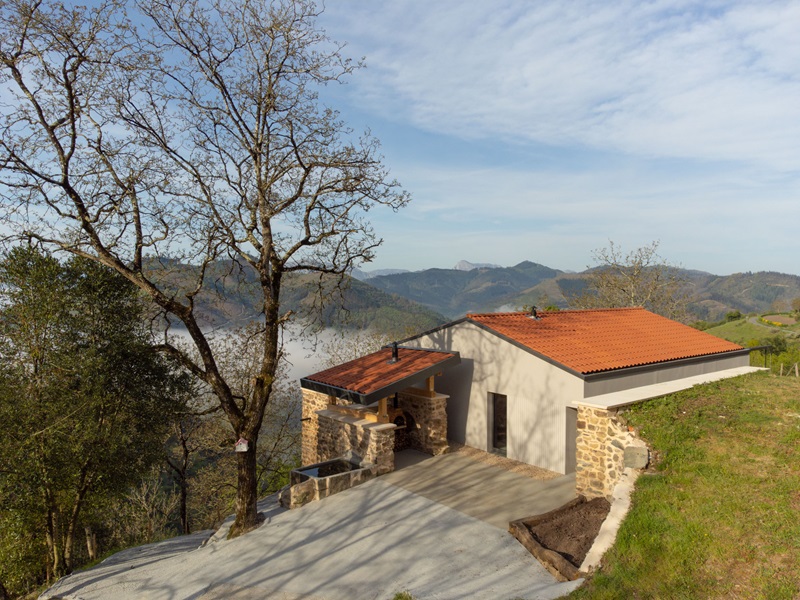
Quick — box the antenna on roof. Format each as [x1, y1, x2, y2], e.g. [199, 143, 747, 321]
[388, 341, 399, 364]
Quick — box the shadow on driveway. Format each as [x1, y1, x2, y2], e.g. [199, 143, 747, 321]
[44, 454, 582, 600]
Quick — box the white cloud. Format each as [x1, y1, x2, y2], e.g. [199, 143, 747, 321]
[364, 155, 800, 275]
[322, 0, 800, 171]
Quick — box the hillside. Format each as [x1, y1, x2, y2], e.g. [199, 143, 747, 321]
[364, 263, 800, 322]
[569, 372, 800, 599]
[145, 258, 800, 332]
[689, 271, 800, 319]
[366, 261, 562, 318]
[143, 259, 447, 336]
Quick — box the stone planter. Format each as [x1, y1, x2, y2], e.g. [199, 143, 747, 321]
[279, 452, 378, 510]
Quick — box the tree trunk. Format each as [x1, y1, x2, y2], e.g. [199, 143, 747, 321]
[180, 478, 189, 535]
[0, 579, 10, 600]
[179, 432, 190, 535]
[84, 526, 97, 562]
[45, 502, 66, 580]
[229, 440, 262, 538]
[63, 467, 91, 574]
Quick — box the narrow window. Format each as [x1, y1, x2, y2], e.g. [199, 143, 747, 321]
[489, 392, 507, 457]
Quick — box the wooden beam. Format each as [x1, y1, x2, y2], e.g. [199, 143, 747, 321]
[378, 397, 389, 423]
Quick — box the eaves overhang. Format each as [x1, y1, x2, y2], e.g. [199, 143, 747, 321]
[299, 348, 461, 405]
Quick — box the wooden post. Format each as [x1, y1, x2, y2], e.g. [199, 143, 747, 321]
[795, 363, 799, 378]
[780, 363, 784, 376]
[378, 397, 389, 423]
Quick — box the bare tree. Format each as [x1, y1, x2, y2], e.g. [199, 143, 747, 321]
[165, 323, 301, 535]
[571, 241, 689, 321]
[0, 0, 408, 536]
[319, 329, 393, 368]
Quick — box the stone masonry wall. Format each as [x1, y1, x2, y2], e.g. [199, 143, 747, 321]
[575, 405, 646, 499]
[301, 389, 330, 466]
[315, 410, 396, 474]
[398, 390, 449, 456]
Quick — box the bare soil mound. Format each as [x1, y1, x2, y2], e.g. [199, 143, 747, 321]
[528, 497, 610, 567]
[509, 496, 610, 581]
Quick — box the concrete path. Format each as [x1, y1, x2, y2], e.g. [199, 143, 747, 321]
[386, 450, 577, 529]
[43, 455, 582, 600]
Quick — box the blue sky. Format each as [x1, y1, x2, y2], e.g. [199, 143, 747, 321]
[316, 0, 800, 276]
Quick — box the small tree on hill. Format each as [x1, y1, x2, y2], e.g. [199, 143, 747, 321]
[571, 241, 690, 321]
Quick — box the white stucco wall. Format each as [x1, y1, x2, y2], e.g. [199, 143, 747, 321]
[406, 321, 583, 474]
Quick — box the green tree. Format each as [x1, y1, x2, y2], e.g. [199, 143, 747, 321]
[571, 240, 690, 321]
[0, 0, 408, 536]
[0, 247, 187, 588]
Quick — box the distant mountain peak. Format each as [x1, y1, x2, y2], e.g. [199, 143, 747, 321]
[453, 260, 502, 271]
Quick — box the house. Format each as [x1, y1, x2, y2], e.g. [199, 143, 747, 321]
[300, 307, 760, 499]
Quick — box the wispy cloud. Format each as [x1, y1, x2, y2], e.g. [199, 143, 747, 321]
[318, 1, 800, 276]
[323, 0, 800, 171]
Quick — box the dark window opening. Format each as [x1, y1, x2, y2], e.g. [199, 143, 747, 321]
[490, 392, 507, 457]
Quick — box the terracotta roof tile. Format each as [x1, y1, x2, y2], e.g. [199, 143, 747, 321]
[303, 347, 458, 397]
[467, 308, 744, 374]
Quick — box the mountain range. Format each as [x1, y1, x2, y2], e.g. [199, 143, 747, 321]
[361, 261, 800, 323]
[151, 258, 800, 335]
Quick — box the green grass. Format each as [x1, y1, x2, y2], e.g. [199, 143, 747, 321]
[706, 316, 800, 347]
[705, 318, 777, 345]
[568, 372, 800, 600]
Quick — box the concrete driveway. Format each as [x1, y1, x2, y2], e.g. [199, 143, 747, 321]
[386, 450, 577, 529]
[44, 453, 581, 600]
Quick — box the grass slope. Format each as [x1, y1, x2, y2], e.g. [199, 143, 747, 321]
[704, 319, 779, 345]
[569, 372, 800, 600]
[705, 317, 800, 347]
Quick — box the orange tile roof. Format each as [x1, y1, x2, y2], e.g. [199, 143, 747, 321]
[301, 347, 459, 402]
[467, 308, 744, 374]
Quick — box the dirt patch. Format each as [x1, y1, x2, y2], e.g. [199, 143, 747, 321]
[763, 314, 796, 325]
[509, 496, 610, 581]
[528, 497, 610, 567]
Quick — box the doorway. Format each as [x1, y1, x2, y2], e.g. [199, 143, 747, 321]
[489, 392, 507, 456]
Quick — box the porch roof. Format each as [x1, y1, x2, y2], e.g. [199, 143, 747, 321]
[300, 346, 460, 405]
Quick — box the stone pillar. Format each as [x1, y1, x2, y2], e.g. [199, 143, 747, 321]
[301, 389, 330, 465]
[315, 410, 396, 474]
[575, 405, 643, 499]
[398, 389, 449, 456]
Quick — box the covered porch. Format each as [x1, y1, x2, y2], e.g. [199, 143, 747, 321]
[299, 344, 461, 475]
